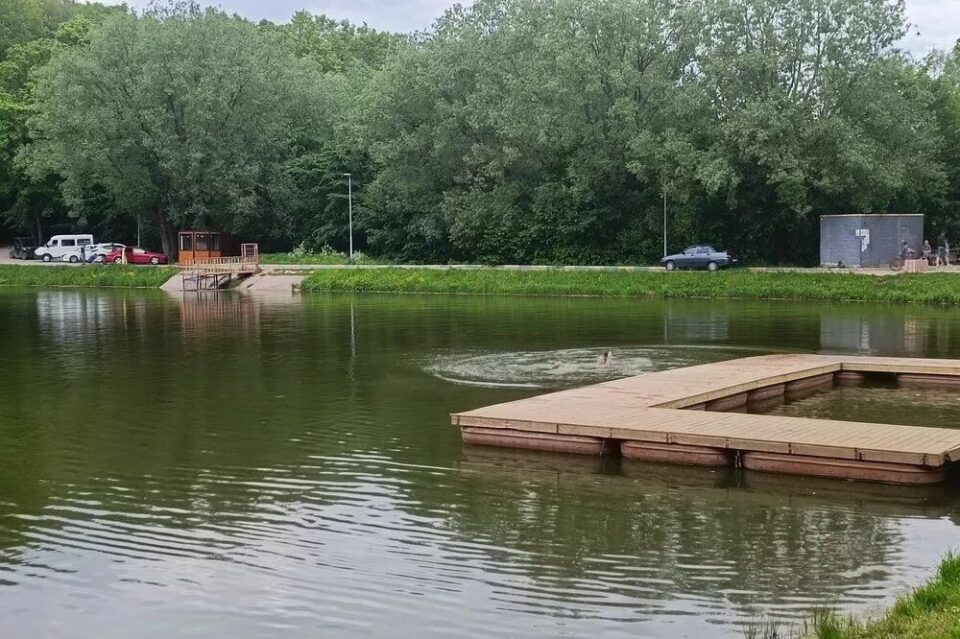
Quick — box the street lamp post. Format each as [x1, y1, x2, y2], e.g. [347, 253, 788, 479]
[342, 172, 354, 262]
[662, 187, 668, 258]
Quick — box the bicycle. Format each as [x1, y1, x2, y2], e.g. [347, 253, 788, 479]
[889, 248, 917, 271]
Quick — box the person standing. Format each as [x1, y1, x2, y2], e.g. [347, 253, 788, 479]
[938, 232, 948, 267]
[924, 239, 933, 264]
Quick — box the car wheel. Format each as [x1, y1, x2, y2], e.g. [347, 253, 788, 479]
[149, 256, 159, 265]
[68, 255, 79, 263]
[707, 261, 718, 272]
[665, 260, 675, 271]
[95, 255, 104, 263]
[41, 254, 52, 262]
[114, 257, 123, 264]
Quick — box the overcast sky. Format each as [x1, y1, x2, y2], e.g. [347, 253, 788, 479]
[105, 0, 960, 54]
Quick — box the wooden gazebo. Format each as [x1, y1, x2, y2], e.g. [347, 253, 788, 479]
[177, 230, 239, 266]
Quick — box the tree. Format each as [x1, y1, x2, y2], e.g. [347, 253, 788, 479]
[273, 11, 403, 73]
[356, 0, 947, 264]
[926, 43, 960, 240]
[10, 0, 953, 264]
[0, 0, 73, 60]
[0, 4, 123, 240]
[22, 5, 324, 257]
[661, 0, 942, 263]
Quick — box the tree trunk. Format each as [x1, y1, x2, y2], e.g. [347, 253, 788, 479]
[151, 205, 179, 262]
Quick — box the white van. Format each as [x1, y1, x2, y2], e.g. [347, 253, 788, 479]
[35, 234, 95, 263]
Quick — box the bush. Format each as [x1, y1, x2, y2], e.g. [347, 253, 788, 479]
[260, 244, 383, 265]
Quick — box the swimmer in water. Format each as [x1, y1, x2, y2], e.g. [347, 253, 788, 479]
[597, 350, 611, 366]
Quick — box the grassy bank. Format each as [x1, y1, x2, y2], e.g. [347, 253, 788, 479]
[0, 264, 177, 288]
[811, 554, 960, 638]
[300, 268, 960, 304]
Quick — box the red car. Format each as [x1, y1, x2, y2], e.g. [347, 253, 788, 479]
[104, 246, 169, 265]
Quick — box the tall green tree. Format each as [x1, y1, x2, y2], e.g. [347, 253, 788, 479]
[665, 0, 943, 262]
[273, 11, 403, 73]
[0, 0, 73, 59]
[0, 3, 123, 240]
[357, 0, 945, 264]
[926, 43, 960, 241]
[22, 5, 324, 257]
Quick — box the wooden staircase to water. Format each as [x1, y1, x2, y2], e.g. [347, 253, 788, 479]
[181, 248, 260, 291]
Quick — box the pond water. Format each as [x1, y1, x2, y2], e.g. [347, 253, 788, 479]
[754, 380, 960, 428]
[2, 289, 960, 638]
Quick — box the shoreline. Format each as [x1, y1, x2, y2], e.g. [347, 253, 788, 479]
[0, 264, 178, 289]
[298, 268, 960, 305]
[784, 554, 960, 638]
[4, 263, 960, 306]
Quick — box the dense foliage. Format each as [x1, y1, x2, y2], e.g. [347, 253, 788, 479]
[3, 0, 960, 264]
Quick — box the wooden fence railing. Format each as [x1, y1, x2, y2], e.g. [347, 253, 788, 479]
[181, 244, 260, 291]
[183, 244, 260, 275]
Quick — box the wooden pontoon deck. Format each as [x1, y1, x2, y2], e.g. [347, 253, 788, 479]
[451, 354, 960, 484]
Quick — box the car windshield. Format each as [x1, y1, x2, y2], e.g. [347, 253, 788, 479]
[682, 247, 696, 255]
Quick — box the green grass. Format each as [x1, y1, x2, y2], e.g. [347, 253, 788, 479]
[300, 268, 960, 305]
[808, 554, 960, 639]
[0, 264, 178, 288]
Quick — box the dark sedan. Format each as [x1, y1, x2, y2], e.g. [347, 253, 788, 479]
[661, 245, 736, 271]
[9, 237, 37, 260]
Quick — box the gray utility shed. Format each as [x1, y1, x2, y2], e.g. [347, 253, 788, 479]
[820, 214, 924, 267]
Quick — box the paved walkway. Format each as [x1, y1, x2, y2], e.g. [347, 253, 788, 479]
[259, 263, 960, 275]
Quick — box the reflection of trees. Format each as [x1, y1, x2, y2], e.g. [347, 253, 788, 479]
[445, 451, 945, 618]
[818, 305, 960, 357]
[758, 382, 960, 428]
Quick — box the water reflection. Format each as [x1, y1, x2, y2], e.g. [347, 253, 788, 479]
[179, 291, 263, 336]
[456, 449, 944, 624]
[819, 306, 960, 357]
[2, 291, 960, 638]
[754, 381, 960, 429]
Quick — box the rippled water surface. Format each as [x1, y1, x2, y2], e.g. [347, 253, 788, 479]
[3, 289, 960, 638]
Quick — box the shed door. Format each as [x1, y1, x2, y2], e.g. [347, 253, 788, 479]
[179, 233, 195, 265]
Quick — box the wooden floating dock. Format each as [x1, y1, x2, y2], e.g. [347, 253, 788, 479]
[451, 354, 960, 485]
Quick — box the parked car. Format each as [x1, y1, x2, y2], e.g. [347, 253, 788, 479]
[661, 245, 737, 271]
[34, 234, 95, 263]
[103, 246, 168, 265]
[86, 243, 126, 263]
[9, 236, 37, 260]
